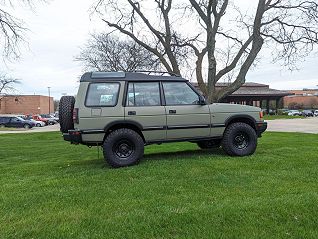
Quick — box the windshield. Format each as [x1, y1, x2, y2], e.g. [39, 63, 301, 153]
[16, 117, 25, 121]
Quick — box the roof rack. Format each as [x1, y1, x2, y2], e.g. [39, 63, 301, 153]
[132, 70, 180, 77]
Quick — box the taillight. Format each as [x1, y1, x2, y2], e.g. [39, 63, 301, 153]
[259, 111, 263, 119]
[73, 108, 79, 124]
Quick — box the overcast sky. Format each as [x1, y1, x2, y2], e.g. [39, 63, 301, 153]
[1, 0, 318, 100]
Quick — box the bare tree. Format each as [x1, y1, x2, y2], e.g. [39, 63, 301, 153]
[0, 73, 19, 95]
[76, 33, 160, 71]
[92, 0, 318, 103]
[0, 0, 44, 59]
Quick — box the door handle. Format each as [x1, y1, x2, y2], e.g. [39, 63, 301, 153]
[169, 110, 176, 114]
[128, 111, 136, 115]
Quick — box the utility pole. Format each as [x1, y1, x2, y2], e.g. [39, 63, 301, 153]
[48, 86, 51, 114]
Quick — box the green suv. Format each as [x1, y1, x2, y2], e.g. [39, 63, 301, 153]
[59, 72, 267, 167]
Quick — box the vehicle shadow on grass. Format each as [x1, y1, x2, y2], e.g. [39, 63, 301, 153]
[70, 148, 226, 169]
[143, 148, 226, 161]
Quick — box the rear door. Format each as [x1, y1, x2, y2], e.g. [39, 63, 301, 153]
[163, 81, 211, 140]
[124, 81, 166, 141]
[9, 117, 21, 128]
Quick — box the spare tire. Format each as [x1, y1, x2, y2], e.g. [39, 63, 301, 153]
[59, 96, 75, 133]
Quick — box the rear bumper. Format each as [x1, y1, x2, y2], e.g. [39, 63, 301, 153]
[63, 130, 82, 144]
[255, 121, 267, 137]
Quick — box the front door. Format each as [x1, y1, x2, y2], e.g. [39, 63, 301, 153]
[125, 82, 166, 141]
[162, 82, 211, 140]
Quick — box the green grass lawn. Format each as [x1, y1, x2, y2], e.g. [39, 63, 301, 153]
[0, 132, 317, 239]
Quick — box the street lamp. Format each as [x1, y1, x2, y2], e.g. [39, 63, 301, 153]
[48, 87, 51, 114]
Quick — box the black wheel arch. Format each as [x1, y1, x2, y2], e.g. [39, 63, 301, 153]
[225, 114, 256, 130]
[103, 120, 145, 142]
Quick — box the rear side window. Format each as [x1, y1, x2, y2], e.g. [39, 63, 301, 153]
[126, 82, 161, 106]
[86, 82, 120, 107]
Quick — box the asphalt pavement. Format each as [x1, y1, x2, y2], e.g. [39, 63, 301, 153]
[266, 117, 318, 134]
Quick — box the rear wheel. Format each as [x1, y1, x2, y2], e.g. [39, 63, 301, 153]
[197, 139, 221, 149]
[36, 123, 41, 127]
[222, 122, 257, 156]
[59, 96, 75, 133]
[103, 128, 144, 168]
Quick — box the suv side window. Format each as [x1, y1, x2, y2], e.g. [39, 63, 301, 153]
[163, 82, 199, 105]
[86, 82, 120, 107]
[126, 82, 161, 106]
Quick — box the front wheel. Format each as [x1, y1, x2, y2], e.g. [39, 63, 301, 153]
[103, 128, 144, 168]
[222, 122, 257, 156]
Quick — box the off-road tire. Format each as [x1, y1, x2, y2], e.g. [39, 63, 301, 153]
[197, 139, 221, 149]
[222, 122, 257, 156]
[103, 128, 144, 168]
[59, 96, 75, 133]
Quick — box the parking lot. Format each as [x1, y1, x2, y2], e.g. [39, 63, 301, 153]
[267, 117, 318, 134]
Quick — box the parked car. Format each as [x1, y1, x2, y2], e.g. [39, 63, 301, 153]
[32, 115, 57, 125]
[302, 110, 314, 117]
[261, 109, 276, 115]
[32, 115, 50, 125]
[40, 114, 59, 124]
[0, 116, 35, 129]
[50, 115, 59, 123]
[314, 110, 318, 116]
[24, 116, 45, 127]
[280, 109, 290, 115]
[288, 110, 302, 116]
[268, 109, 276, 115]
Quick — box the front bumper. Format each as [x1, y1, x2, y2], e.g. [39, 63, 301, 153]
[255, 121, 267, 137]
[63, 130, 82, 144]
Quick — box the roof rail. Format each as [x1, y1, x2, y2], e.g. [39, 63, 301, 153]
[132, 70, 180, 77]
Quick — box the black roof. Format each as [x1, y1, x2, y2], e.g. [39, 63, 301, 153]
[80, 72, 187, 82]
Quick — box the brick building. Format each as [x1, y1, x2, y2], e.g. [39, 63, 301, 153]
[283, 89, 318, 109]
[0, 95, 54, 115]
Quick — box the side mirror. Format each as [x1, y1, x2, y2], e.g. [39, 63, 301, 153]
[198, 95, 206, 105]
